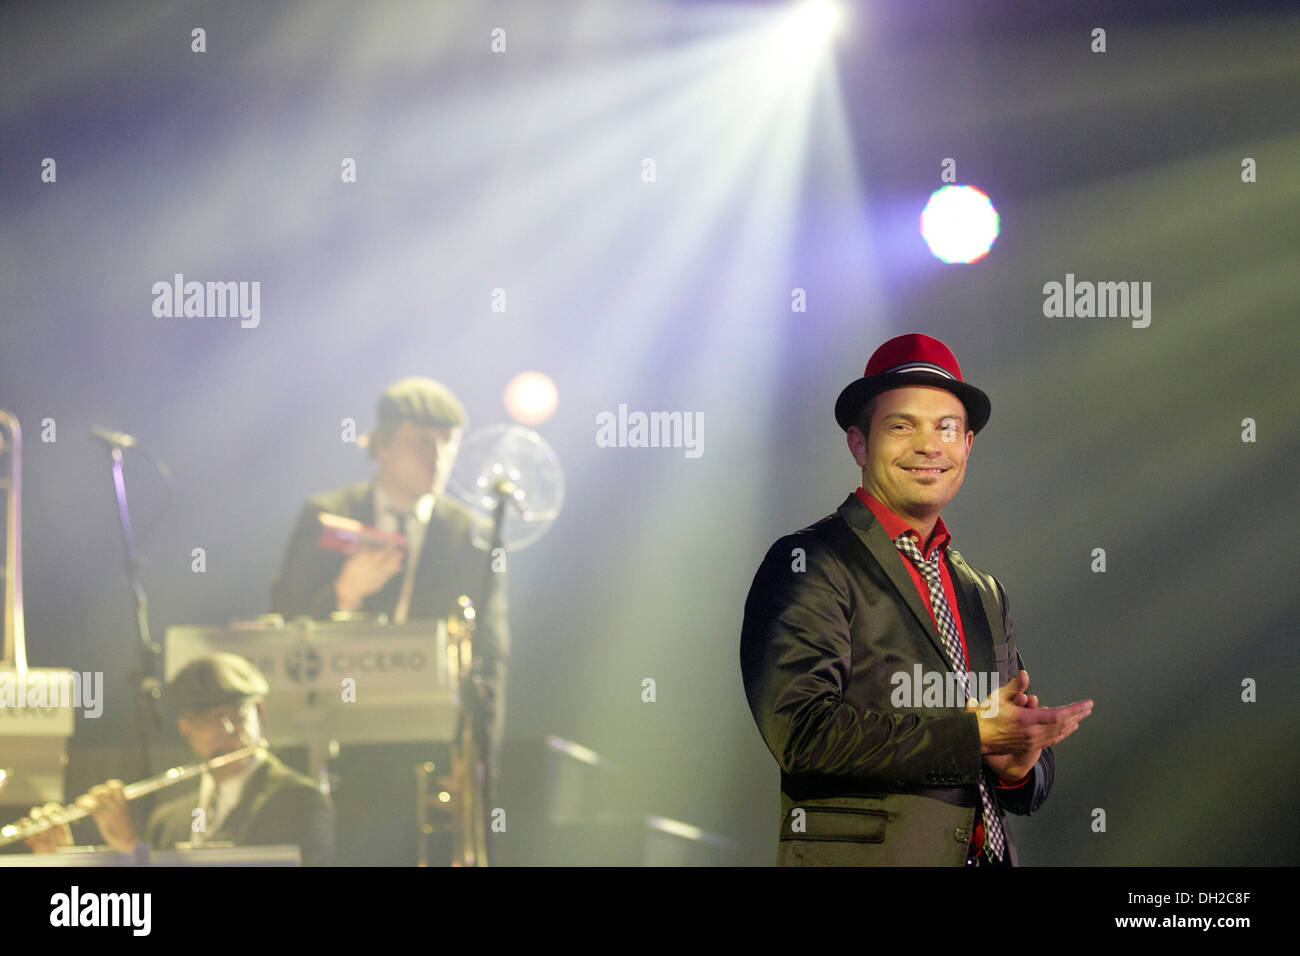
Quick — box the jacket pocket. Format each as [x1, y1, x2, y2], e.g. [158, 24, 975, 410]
[781, 805, 888, 843]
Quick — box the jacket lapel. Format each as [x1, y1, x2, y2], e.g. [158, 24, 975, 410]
[837, 494, 1000, 681]
[837, 495, 953, 668]
[156, 788, 201, 847]
[945, 551, 996, 679]
[353, 480, 377, 527]
[212, 756, 274, 842]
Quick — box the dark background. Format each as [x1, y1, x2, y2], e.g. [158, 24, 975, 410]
[2, 0, 1297, 864]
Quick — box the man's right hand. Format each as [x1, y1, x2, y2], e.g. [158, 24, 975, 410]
[333, 546, 405, 611]
[75, 780, 140, 855]
[975, 670, 1093, 757]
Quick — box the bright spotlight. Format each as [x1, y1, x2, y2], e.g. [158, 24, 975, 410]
[919, 185, 1001, 264]
[503, 370, 559, 426]
[790, 0, 841, 49]
[752, 0, 841, 81]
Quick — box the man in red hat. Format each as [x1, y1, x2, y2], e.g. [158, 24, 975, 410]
[740, 333, 1093, 866]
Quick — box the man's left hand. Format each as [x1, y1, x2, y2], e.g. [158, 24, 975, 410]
[973, 688, 1042, 783]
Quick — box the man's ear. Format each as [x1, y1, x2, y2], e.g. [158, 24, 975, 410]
[846, 426, 867, 468]
[445, 428, 463, 457]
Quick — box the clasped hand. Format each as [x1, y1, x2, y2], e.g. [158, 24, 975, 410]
[967, 670, 1093, 783]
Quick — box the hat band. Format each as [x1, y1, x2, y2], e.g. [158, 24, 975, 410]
[879, 361, 957, 381]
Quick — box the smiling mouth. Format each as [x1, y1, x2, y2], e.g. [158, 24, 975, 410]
[902, 466, 948, 476]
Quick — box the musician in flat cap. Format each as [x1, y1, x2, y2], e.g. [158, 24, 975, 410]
[270, 377, 509, 863]
[23, 653, 335, 865]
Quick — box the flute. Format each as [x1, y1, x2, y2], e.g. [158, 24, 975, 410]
[0, 738, 268, 848]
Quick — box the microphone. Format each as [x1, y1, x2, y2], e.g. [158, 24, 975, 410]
[489, 477, 526, 509]
[90, 425, 138, 448]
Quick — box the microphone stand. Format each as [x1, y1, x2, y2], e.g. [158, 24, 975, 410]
[475, 479, 514, 819]
[100, 440, 165, 792]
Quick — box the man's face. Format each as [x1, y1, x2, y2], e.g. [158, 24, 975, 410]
[848, 385, 974, 521]
[178, 700, 262, 764]
[375, 420, 461, 502]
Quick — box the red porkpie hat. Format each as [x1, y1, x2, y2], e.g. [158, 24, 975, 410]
[834, 333, 991, 434]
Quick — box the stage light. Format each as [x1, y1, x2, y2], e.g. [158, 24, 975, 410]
[755, 0, 841, 74]
[919, 185, 1001, 264]
[789, 0, 841, 49]
[503, 371, 559, 426]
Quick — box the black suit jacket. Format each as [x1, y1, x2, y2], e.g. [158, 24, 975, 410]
[740, 493, 1054, 866]
[144, 753, 335, 866]
[269, 480, 509, 769]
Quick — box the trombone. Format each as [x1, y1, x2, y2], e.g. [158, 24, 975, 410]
[0, 738, 268, 848]
[443, 596, 488, 866]
[1, 410, 27, 672]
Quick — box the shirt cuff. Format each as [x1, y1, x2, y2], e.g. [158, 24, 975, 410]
[995, 768, 1034, 789]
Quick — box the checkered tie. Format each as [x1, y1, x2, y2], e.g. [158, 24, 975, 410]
[894, 532, 1007, 862]
[387, 508, 416, 625]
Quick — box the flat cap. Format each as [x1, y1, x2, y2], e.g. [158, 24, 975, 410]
[167, 653, 270, 713]
[375, 377, 467, 430]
